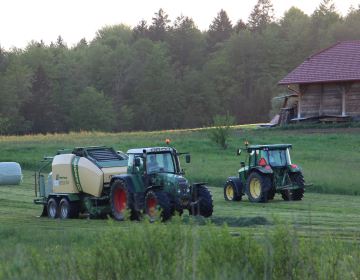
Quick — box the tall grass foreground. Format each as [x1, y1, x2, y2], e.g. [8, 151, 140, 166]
[1, 215, 360, 280]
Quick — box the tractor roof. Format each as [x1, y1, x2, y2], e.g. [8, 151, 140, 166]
[248, 144, 292, 150]
[127, 147, 175, 154]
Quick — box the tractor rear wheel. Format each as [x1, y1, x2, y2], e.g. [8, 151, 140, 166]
[110, 179, 137, 221]
[281, 172, 305, 201]
[189, 186, 214, 217]
[247, 172, 272, 203]
[47, 198, 59, 219]
[224, 181, 242, 201]
[59, 198, 80, 219]
[145, 190, 172, 222]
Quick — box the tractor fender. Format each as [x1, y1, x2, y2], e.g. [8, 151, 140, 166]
[110, 175, 145, 211]
[288, 165, 303, 172]
[250, 166, 273, 174]
[226, 177, 244, 195]
[192, 182, 208, 188]
[110, 175, 137, 194]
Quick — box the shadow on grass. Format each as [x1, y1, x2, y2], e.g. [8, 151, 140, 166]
[176, 215, 270, 228]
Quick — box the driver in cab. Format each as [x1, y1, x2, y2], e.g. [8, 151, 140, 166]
[147, 155, 158, 170]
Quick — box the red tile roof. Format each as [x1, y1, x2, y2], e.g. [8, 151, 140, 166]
[278, 41, 360, 85]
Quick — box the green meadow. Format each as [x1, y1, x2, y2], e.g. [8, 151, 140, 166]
[1, 125, 360, 279]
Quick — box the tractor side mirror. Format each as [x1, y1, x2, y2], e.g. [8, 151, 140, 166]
[237, 149, 241, 156]
[241, 162, 245, 167]
[186, 154, 190, 163]
[135, 158, 141, 166]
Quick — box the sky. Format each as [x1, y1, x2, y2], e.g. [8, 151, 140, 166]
[1, 0, 359, 50]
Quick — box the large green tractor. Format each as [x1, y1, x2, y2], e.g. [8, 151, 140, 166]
[110, 140, 213, 222]
[224, 142, 313, 203]
[34, 141, 213, 222]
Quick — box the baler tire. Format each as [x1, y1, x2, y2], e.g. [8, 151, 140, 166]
[189, 186, 213, 218]
[59, 198, 80, 219]
[110, 179, 138, 221]
[145, 190, 172, 222]
[247, 172, 271, 203]
[47, 198, 59, 219]
[224, 181, 242, 201]
[281, 172, 305, 201]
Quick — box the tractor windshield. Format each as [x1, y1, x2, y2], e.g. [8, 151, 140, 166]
[267, 149, 291, 167]
[147, 152, 176, 174]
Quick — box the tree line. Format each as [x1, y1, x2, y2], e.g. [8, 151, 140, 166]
[0, 0, 359, 135]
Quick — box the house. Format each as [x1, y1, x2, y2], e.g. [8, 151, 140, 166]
[278, 41, 360, 122]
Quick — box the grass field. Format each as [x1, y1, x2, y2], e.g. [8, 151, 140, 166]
[1, 125, 360, 279]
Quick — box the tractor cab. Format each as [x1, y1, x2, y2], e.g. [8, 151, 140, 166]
[239, 144, 301, 179]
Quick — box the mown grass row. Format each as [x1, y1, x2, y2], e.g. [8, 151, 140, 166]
[1, 125, 359, 195]
[1, 216, 360, 280]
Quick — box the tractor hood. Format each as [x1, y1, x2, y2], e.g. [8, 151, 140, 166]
[155, 173, 190, 194]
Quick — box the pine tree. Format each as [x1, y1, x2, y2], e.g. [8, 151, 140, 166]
[234, 19, 247, 34]
[149, 8, 171, 42]
[20, 65, 58, 134]
[206, 9, 233, 52]
[248, 0, 275, 33]
[132, 19, 149, 42]
[167, 14, 199, 84]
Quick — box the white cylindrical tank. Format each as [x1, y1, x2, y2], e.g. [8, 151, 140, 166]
[0, 162, 23, 185]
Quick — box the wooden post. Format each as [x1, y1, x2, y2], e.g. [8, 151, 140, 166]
[320, 83, 324, 116]
[277, 97, 289, 126]
[336, 82, 354, 116]
[298, 85, 302, 118]
[342, 91, 346, 116]
[34, 172, 37, 197]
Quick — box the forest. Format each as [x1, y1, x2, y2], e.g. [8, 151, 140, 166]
[0, 0, 359, 135]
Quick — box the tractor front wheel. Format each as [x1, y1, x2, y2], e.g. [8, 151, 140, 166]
[281, 172, 305, 201]
[110, 179, 137, 221]
[47, 198, 59, 219]
[247, 172, 272, 203]
[224, 181, 242, 201]
[59, 198, 80, 219]
[189, 186, 214, 217]
[145, 190, 172, 222]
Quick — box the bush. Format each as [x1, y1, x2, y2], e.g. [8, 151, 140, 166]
[206, 111, 236, 150]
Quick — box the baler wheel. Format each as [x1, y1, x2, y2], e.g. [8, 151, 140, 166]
[145, 190, 172, 222]
[59, 198, 80, 219]
[110, 179, 137, 221]
[224, 181, 242, 201]
[281, 172, 305, 201]
[247, 172, 271, 203]
[189, 186, 213, 217]
[47, 198, 59, 219]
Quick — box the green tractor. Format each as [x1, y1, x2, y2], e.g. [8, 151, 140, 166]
[110, 140, 213, 221]
[224, 142, 313, 203]
[34, 141, 213, 222]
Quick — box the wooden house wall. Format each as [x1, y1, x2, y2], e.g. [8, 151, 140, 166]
[299, 82, 360, 118]
[299, 84, 321, 118]
[346, 82, 360, 117]
[322, 83, 342, 115]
